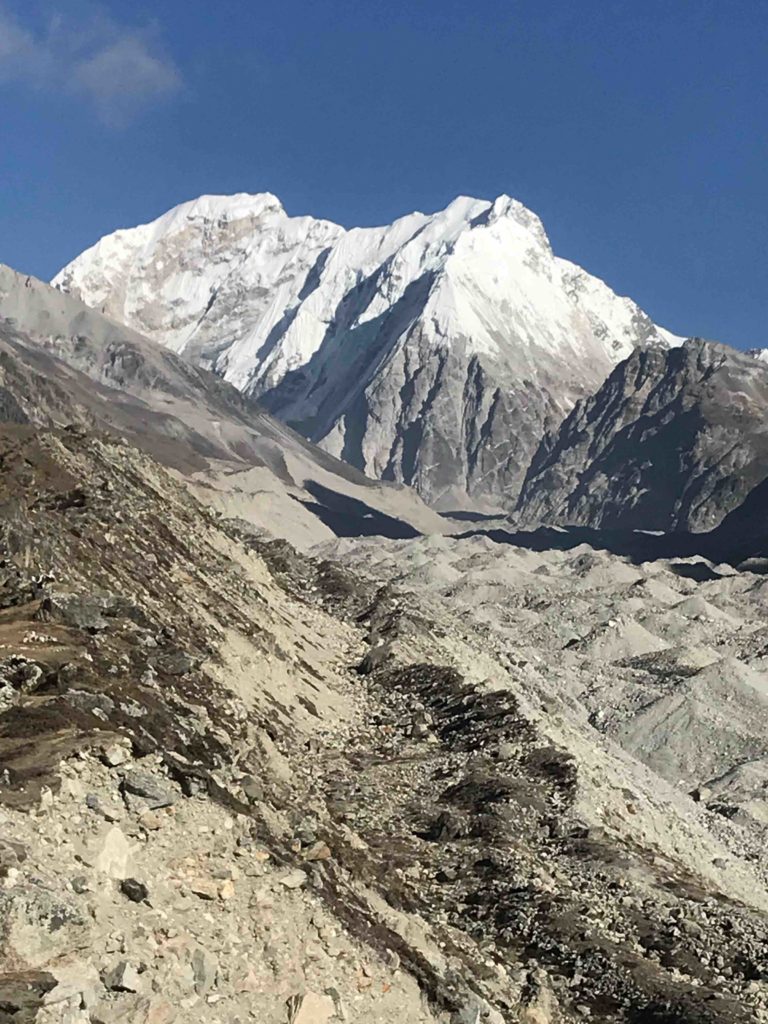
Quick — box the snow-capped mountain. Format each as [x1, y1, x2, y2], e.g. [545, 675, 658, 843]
[54, 192, 681, 509]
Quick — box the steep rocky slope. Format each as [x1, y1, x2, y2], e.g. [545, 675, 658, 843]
[0, 264, 443, 547]
[1, 423, 768, 1023]
[516, 339, 768, 532]
[53, 193, 680, 509]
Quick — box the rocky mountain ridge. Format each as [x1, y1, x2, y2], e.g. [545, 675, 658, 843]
[516, 339, 768, 532]
[53, 192, 681, 510]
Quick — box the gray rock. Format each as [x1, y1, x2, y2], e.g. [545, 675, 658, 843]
[120, 768, 177, 809]
[65, 690, 116, 717]
[0, 885, 88, 965]
[103, 960, 142, 993]
[0, 838, 27, 869]
[240, 775, 264, 804]
[191, 947, 218, 995]
[85, 793, 122, 822]
[35, 592, 136, 632]
[452, 995, 505, 1024]
[140, 667, 158, 687]
[156, 651, 195, 676]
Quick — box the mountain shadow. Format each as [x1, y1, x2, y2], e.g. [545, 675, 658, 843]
[459, 474, 768, 570]
[296, 481, 420, 540]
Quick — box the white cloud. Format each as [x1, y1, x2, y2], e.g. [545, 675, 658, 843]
[0, 5, 182, 124]
[0, 10, 48, 79]
[72, 35, 181, 124]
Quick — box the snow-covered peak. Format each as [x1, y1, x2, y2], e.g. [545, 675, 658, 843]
[159, 191, 287, 229]
[53, 191, 683, 509]
[143, 192, 285, 238]
[67, 192, 287, 272]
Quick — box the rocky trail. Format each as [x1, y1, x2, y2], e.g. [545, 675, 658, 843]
[1, 424, 767, 1022]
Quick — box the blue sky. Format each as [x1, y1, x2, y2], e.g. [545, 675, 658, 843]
[0, 0, 765, 347]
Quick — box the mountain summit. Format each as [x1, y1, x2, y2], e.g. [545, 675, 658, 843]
[54, 192, 681, 509]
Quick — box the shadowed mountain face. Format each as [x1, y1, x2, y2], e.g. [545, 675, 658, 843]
[0, 264, 444, 546]
[516, 339, 768, 533]
[707, 474, 768, 567]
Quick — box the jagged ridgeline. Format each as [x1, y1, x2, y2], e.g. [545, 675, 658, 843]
[52, 193, 680, 511]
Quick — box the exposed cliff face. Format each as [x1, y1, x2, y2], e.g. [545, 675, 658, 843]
[516, 339, 768, 532]
[53, 193, 680, 509]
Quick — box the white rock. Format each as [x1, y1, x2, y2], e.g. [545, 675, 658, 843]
[291, 991, 336, 1024]
[93, 827, 134, 880]
[101, 741, 131, 767]
[44, 960, 103, 1008]
[279, 869, 308, 890]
